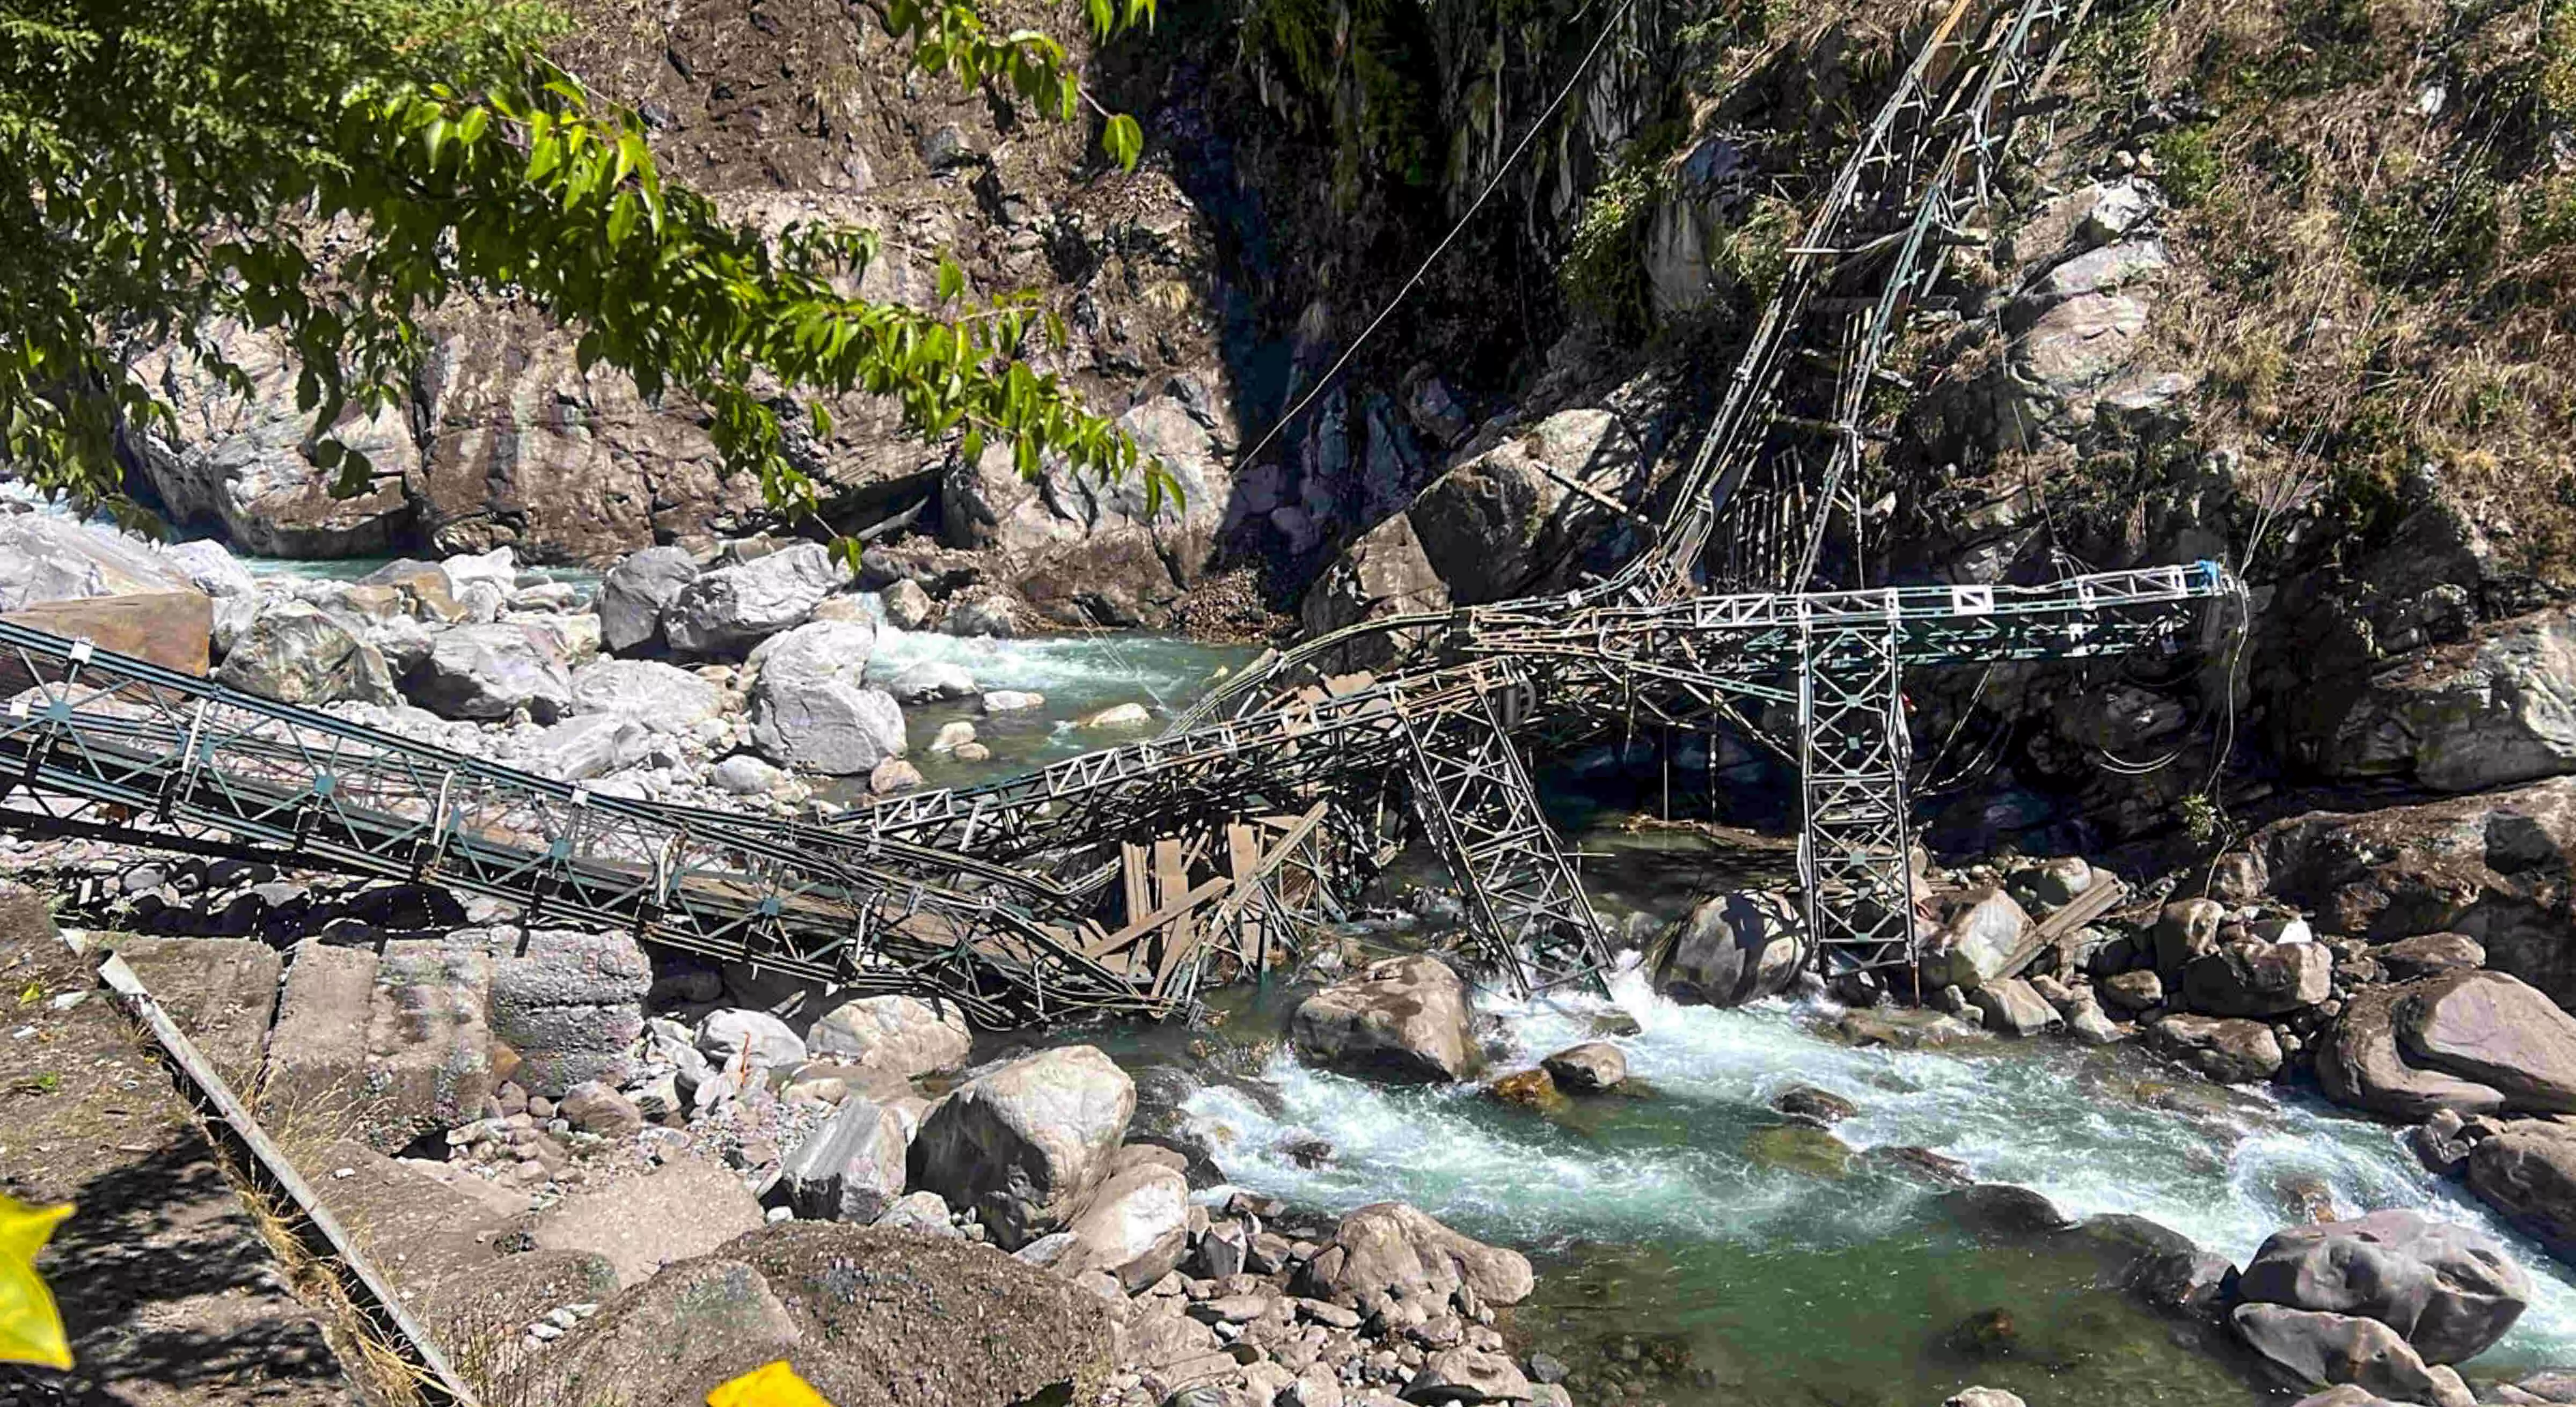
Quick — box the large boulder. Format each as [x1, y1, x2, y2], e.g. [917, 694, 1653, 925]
[597, 545, 700, 653]
[1298, 512, 1452, 667]
[696, 1008, 808, 1075]
[2, 589, 214, 685]
[2230, 1303, 2474, 1407]
[2316, 972, 2576, 1118]
[1295, 1202, 1534, 1316]
[213, 599, 399, 706]
[408, 621, 573, 721]
[1656, 890, 1813, 1007]
[2146, 1013, 2284, 1083]
[2237, 1210, 2528, 1364]
[805, 995, 973, 1080]
[2259, 780, 2576, 1005]
[1290, 955, 1477, 1083]
[487, 929, 651, 1096]
[2311, 606, 2576, 793]
[748, 618, 903, 774]
[2465, 1123, 2576, 1263]
[782, 1096, 912, 1224]
[906, 1045, 1135, 1249]
[1407, 409, 1645, 604]
[567, 658, 724, 732]
[1056, 1146, 1190, 1291]
[2182, 939, 2332, 1017]
[1918, 887, 2033, 992]
[663, 542, 841, 656]
[0, 505, 201, 610]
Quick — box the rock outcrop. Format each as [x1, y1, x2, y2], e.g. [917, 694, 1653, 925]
[906, 1045, 1135, 1249]
[2236, 1210, 2528, 1365]
[2317, 972, 2576, 1118]
[1656, 890, 1812, 1007]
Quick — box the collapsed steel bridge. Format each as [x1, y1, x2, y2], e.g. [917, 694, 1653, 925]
[0, 0, 2242, 1021]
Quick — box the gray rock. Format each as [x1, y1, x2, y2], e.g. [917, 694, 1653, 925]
[1059, 1149, 1190, 1291]
[783, 1096, 912, 1223]
[695, 1008, 808, 1074]
[751, 676, 906, 775]
[2067, 997, 2124, 1045]
[880, 578, 935, 631]
[941, 592, 1018, 638]
[2467, 1124, 2576, 1264]
[2232, 1302, 2474, 1407]
[2372, 933, 2487, 979]
[747, 618, 876, 692]
[1656, 890, 1812, 1007]
[2319, 972, 2576, 1118]
[1970, 976, 2060, 1037]
[1077, 701, 1153, 729]
[558, 1080, 643, 1137]
[2148, 1013, 2284, 1083]
[567, 657, 723, 732]
[2184, 939, 2333, 1016]
[873, 1189, 962, 1238]
[2155, 899, 2225, 973]
[1290, 955, 1477, 1083]
[885, 659, 978, 703]
[596, 545, 698, 653]
[1406, 408, 1639, 605]
[806, 995, 972, 1080]
[1299, 512, 1451, 668]
[2238, 1209, 2528, 1364]
[214, 600, 399, 706]
[160, 539, 258, 598]
[488, 929, 650, 1096]
[663, 542, 841, 656]
[1402, 1347, 1531, 1404]
[0, 509, 198, 611]
[1296, 1201, 1533, 1316]
[1944, 1391, 2028, 1407]
[517, 713, 636, 781]
[713, 754, 787, 795]
[906, 1044, 1135, 1249]
[409, 621, 573, 721]
[2103, 969, 2165, 1013]
[2318, 607, 2576, 793]
[1920, 887, 2035, 992]
[1539, 1042, 1627, 1094]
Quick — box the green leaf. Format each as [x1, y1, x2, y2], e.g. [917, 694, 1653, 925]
[456, 106, 490, 147]
[935, 254, 964, 302]
[1102, 113, 1143, 172]
[607, 190, 639, 247]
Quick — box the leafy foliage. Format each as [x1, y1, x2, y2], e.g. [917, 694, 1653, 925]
[0, 0, 1178, 539]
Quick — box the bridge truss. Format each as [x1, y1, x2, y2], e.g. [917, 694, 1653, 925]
[0, 0, 2237, 1020]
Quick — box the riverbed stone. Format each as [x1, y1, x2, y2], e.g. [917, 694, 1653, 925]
[663, 541, 840, 656]
[2466, 1123, 2576, 1263]
[696, 1008, 807, 1074]
[750, 673, 906, 775]
[595, 544, 699, 652]
[2103, 969, 2165, 1014]
[214, 599, 400, 706]
[1773, 1085, 1858, 1124]
[1538, 1042, 1627, 1093]
[1296, 1202, 1533, 1315]
[1969, 976, 2060, 1036]
[2183, 939, 2332, 1017]
[906, 1044, 1135, 1250]
[2397, 971, 2576, 1112]
[409, 621, 574, 721]
[2155, 899, 2226, 973]
[2238, 1210, 2529, 1364]
[567, 657, 724, 731]
[2372, 933, 2487, 979]
[2231, 1303, 2476, 1407]
[1918, 886, 2033, 992]
[1656, 890, 1811, 1007]
[1060, 1147, 1191, 1291]
[781, 1095, 911, 1223]
[1403, 1347, 1531, 1404]
[805, 994, 972, 1080]
[887, 660, 978, 703]
[2147, 1013, 2284, 1083]
[1290, 954, 1476, 1083]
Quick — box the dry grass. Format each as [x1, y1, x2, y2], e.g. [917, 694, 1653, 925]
[2111, 0, 2576, 579]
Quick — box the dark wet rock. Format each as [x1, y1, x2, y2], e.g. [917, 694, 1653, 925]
[2238, 1208, 2528, 1364]
[2318, 983, 2511, 1119]
[2148, 1013, 2285, 1083]
[2371, 933, 2487, 979]
[1770, 1084, 1857, 1125]
[1744, 1124, 1852, 1179]
[2128, 1245, 2242, 1321]
[1540, 1042, 1627, 1094]
[1941, 1183, 2074, 1237]
[2408, 1109, 2478, 1175]
[1290, 954, 1476, 1083]
[1656, 890, 1811, 1007]
[1487, 1067, 1566, 1113]
[596, 545, 699, 652]
[2182, 939, 2332, 1017]
[781, 1097, 911, 1224]
[1947, 1307, 2018, 1358]
[1828, 1007, 1981, 1050]
[1862, 1145, 1975, 1188]
[2230, 1302, 2475, 1407]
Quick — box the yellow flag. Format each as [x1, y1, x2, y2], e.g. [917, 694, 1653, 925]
[0, 1193, 72, 1371]
[706, 1360, 833, 1407]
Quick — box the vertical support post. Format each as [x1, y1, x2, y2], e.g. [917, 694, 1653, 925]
[1795, 592, 1920, 977]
